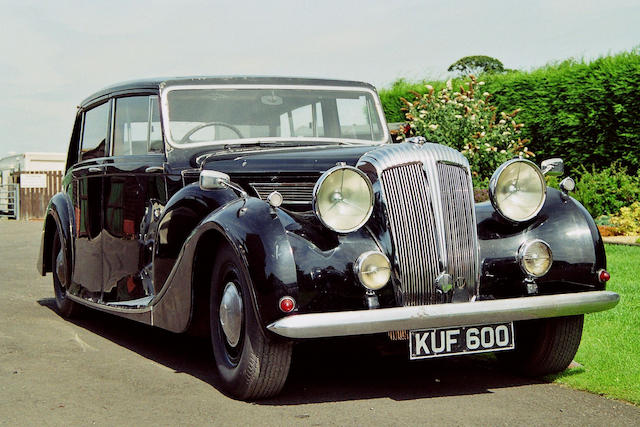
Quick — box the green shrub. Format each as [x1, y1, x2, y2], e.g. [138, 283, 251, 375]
[398, 76, 533, 185]
[572, 162, 640, 217]
[380, 49, 640, 175]
[483, 50, 640, 175]
[610, 202, 640, 235]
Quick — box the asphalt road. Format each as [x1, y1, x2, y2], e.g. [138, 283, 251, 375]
[1, 220, 638, 426]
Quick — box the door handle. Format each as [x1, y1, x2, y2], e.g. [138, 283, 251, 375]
[88, 167, 102, 173]
[145, 166, 164, 173]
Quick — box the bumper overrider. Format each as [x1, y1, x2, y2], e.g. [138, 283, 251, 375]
[267, 291, 619, 339]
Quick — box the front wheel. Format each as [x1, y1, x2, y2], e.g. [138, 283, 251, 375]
[209, 244, 292, 400]
[498, 315, 584, 376]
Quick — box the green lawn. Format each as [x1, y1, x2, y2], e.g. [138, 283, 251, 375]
[549, 244, 640, 404]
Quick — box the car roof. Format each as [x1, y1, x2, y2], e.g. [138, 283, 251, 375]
[79, 76, 378, 108]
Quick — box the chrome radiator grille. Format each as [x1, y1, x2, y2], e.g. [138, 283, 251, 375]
[381, 163, 440, 305]
[359, 143, 479, 306]
[250, 182, 314, 205]
[437, 162, 477, 294]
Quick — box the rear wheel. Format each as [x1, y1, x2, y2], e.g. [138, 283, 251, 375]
[209, 244, 292, 400]
[52, 228, 80, 318]
[499, 315, 584, 376]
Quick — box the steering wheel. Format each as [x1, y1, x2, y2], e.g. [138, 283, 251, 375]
[180, 122, 244, 143]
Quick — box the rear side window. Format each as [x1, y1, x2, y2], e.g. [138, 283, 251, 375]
[80, 102, 110, 161]
[113, 96, 163, 156]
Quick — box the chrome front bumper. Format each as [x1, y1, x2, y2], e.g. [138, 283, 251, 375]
[266, 291, 619, 339]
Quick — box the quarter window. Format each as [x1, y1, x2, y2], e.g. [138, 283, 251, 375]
[80, 102, 110, 161]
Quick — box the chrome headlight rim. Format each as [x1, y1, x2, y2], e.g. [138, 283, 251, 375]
[312, 165, 374, 233]
[517, 239, 553, 277]
[489, 158, 547, 223]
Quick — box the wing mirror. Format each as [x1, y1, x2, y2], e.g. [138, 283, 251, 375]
[541, 158, 564, 176]
[200, 170, 230, 190]
[199, 169, 248, 198]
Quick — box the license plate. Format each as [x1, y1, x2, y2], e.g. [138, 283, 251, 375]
[409, 322, 514, 360]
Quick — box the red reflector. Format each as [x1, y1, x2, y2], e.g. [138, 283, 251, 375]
[279, 297, 295, 313]
[598, 269, 610, 282]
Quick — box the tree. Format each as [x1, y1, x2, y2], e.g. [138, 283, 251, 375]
[448, 55, 505, 76]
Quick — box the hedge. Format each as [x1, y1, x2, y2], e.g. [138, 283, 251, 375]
[379, 49, 640, 174]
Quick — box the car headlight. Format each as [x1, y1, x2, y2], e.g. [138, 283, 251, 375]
[354, 251, 391, 290]
[518, 239, 553, 277]
[313, 165, 374, 233]
[489, 159, 546, 222]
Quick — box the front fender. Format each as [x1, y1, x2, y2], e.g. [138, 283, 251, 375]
[37, 192, 74, 276]
[204, 197, 298, 329]
[477, 188, 606, 298]
[151, 197, 297, 333]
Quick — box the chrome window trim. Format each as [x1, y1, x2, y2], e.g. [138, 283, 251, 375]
[159, 84, 391, 150]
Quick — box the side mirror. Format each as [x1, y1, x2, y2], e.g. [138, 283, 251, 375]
[541, 158, 564, 176]
[200, 170, 230, 190]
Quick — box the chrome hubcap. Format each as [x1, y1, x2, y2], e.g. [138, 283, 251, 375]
[219, 282, 243, 347]
[55, 249, 67, 287]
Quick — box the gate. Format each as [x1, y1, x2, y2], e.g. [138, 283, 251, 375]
[0, 184, 19, 219]
[15, 171, 63, 220]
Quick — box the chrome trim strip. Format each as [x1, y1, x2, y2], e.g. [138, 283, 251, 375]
[266, 291, 620, 339]
[160, 84, 391, 149]
[67, 293, 151, 315]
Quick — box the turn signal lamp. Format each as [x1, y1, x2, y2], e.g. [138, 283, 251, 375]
[279, 296, 295, 313]
[598, 269, 610, 283]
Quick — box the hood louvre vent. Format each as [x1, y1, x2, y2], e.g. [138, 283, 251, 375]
[250, 182, 315, 205]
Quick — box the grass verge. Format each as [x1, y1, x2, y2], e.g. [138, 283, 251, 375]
[548, 244, 640, 404]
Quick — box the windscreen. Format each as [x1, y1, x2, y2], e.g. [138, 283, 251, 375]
[165, 87, 385, 145]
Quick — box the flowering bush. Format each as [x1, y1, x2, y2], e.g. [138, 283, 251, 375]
[610, 202, 640, 235]
[398, 75, 532, 186]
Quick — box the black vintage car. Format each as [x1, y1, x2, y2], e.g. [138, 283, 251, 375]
[38, 76, 618, 399]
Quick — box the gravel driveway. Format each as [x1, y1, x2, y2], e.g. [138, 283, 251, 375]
[1, 220, 638, 426]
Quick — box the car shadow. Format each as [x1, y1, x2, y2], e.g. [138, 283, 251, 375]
[39, 298, 542, 404]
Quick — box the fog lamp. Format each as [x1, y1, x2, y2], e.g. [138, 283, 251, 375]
[518, 239, 552, 277]
[354, 251, 391, 290]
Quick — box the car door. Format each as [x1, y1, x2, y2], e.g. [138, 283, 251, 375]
[101, 95, 167, 304]
[69, 100, 110, 299]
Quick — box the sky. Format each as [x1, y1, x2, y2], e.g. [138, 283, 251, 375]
[0, 0, 638, 159]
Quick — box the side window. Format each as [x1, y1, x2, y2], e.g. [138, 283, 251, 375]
[80, 102, 110, 161]
[113, 96, 163, 156]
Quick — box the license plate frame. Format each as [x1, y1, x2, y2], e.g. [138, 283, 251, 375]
[409, 322, 515, 360]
